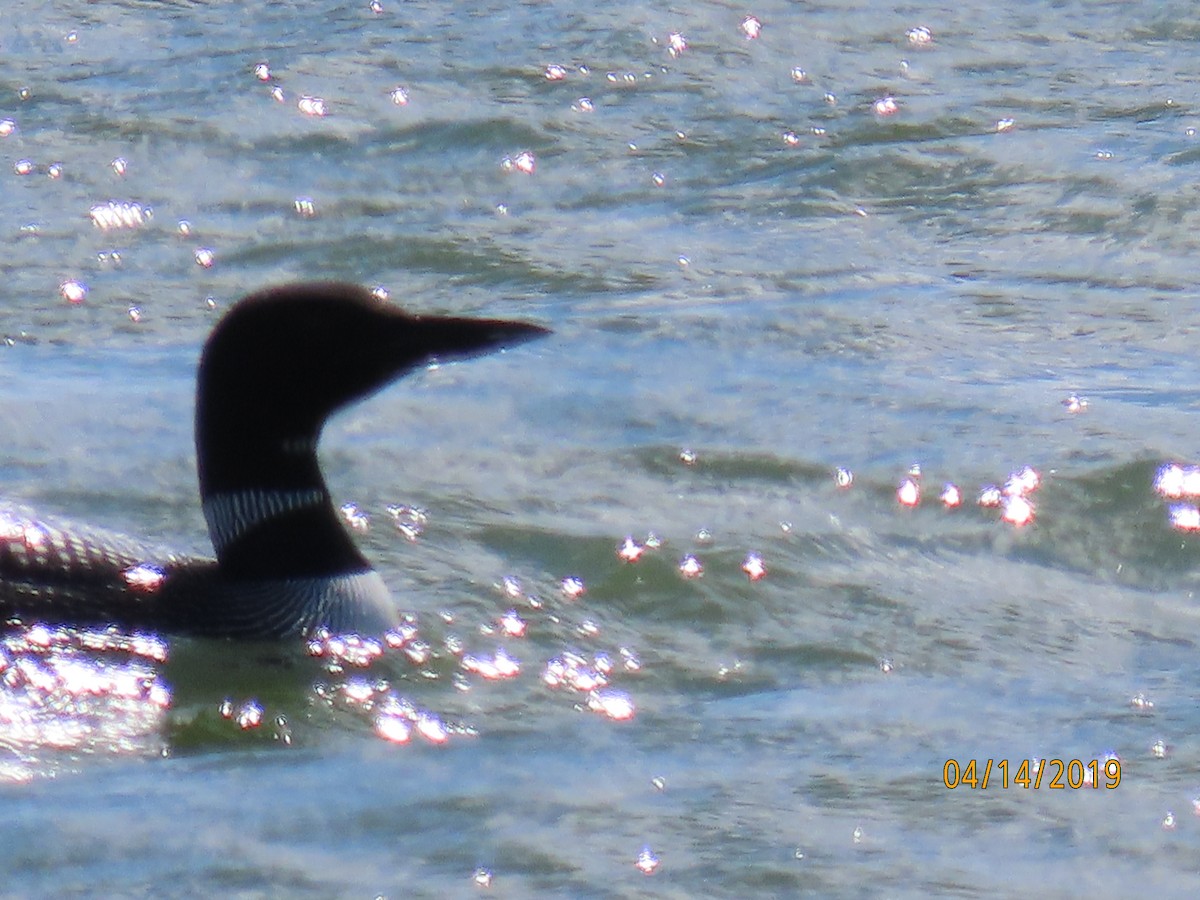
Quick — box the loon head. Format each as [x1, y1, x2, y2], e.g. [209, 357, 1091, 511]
[194, 282, 548, 582]
[197, 282, 547, 495]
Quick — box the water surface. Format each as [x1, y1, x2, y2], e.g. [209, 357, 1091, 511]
[3, 1, 1200, 896]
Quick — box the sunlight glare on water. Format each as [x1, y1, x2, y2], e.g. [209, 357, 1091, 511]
[4, 0, 1200, 895]
[0, 627, 170, 782]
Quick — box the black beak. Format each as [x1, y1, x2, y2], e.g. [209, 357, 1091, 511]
[410, 315, 551, 365]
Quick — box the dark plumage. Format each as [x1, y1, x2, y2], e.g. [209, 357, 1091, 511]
[0, 283, 548, 638]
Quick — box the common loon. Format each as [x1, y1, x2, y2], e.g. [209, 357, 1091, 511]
[0, 282, 548, 639]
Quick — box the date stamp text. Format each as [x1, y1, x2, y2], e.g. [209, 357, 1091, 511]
[943, 758, 1121, 790]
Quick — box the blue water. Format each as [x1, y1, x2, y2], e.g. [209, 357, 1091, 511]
[3, 0, 1200, 896]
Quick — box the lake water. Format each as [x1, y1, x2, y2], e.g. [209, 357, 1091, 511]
[3, 0, 1200, 896]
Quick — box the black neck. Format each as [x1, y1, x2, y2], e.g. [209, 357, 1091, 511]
[197, 420, 370, 580]
[207, 497, 369, 580]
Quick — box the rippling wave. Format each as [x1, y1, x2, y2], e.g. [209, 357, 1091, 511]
[4, 0, 1200, 894]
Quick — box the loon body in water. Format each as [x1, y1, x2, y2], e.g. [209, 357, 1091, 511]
[0, 282, 548, 638]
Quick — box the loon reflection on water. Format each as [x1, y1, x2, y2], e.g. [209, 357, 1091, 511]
[0, 283, 549, 639]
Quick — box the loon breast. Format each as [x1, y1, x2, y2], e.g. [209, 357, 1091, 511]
[0, 282, 549, 639]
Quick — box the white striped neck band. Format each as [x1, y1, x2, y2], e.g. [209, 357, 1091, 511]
[202, 488, 327, 555]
